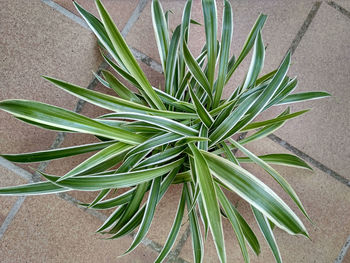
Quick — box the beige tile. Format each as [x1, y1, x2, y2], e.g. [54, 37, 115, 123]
[53, 0, 138, 31]
[179, 137, 350, 262]
[0, 166, 27, 226]
[0, 194, 159, 262]
[254, 3, 350, 179]
[0, 0, 101, 171]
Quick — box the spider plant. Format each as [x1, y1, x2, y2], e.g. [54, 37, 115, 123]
[0, 0, 330, 262]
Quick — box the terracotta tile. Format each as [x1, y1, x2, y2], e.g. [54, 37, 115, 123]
[254, 3, 350, 179]
[126, 0, 224, 65]
[0, 194, 159, 262]
[53, 0, 138, 31]
[0, 0, 101, 171]
[179, 137, 350, 262]
[0, 166, 27, 226]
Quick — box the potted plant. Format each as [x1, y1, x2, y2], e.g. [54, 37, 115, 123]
[0, 0, 330, 262]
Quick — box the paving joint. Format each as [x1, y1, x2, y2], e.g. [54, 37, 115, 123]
[287, 1, 321, 55]
[0, 196, 26, 239]
[121, 0, 149, 36]
[41, 0, 89, 30]
[335, 234, 350, 263]
[327, 1, 350, 19]
[268, 134, 350, 187]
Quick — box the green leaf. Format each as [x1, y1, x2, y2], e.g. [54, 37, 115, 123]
[95, 0, 165, 110]
[226, 14, 267, 83]
[103, 112, 198, 137]
[237, 153, 312, 170]
[155, 186, 186, 263]
[184, 183, 203, 263]
[101, 70, 141, 103]
[125, 177, 161, 254]
[15, 117, 71, 132]
[179, 0, 193, 81]
[43, 76, 195, 120]
[201, 151, 308, 236]
[0, 181, 67, 196]
[97, 204, 128, 232]
[1, 141, 115, 163]
[188, 86, 214, 128]
[73, 1, 126, 69]
[42, 158, 184, 191]
[152, 0, 170, 72]
[216, 185, 249, 263]
[213, 0, 233, 108]
[229, 139, 310, 220]
[240, 109, 310, 132]
[202, 0, 218, 89]
[0, 100, 145, 145]
[223, 53, 292, 139]
[80, 188, 134, 210]
[58, 142, 133, 181]
[240, 30, 265, 92]
[209, 92, 260, 145]
[189, 143, 226, 263]
[277, 91, 331, 105]
[125, 133, 182, 159]
[165, 25, 181, 96]
[137, 146, 185, 169]
[88, 189, 110, 208]
[183, 41, 212, 101]
[252, 206, 282, 263]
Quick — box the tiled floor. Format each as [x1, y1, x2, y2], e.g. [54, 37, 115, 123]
[0, 0, 349, 262]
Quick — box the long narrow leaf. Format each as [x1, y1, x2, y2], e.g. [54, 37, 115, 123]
[213, 0, 233, 108]
[1, 141, 115, 163]
[189, 143, 226, 263]
[252, 206, 282, 263]
[0, 100, 145, 145]
[96, 0, 165, 110]
[201, 151, 308, 236]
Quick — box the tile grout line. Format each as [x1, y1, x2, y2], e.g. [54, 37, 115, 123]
[121, 0, 149, 36]
[41, 0, 89, 30]
[335, 235, 350, 263]
[286, 1, 322, 56]
[0, 196, 26, 239]
[327, 1, 350, 19]
[268, 134, 350, 187]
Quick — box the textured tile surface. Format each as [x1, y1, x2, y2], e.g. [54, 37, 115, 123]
[0, 0, 101, 171]
[0, 166, 26, 226]
[0, 194, 159, 262]
[256, 3, 350, 179]
[53, 0, 138, 31]
[179, 138, 350, 262]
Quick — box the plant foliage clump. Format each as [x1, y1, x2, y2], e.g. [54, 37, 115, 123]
[0, 0, 330, 262]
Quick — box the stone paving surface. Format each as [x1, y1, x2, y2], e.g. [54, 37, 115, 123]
[0, 0, 349, 262]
